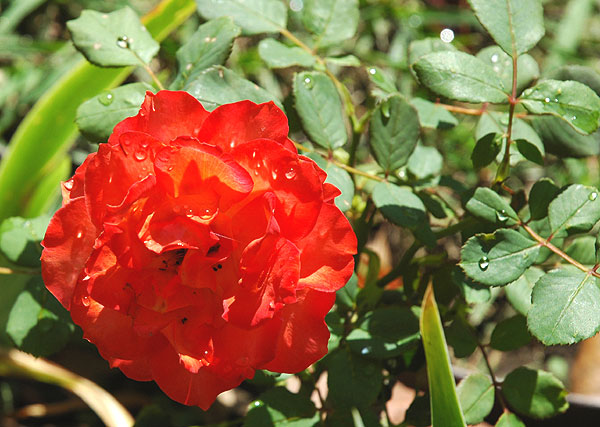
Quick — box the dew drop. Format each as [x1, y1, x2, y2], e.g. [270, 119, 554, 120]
[63, 180, 74, 190]
[490, 53, 499, 63]
[229, 141, 235, 148]
[496, 209, 508, 222]
[303, 75, 313, 89]
[361, 346, 371, 355]
[253, 400, 264, 408]
[440, 28, 454, 43]
[269, 301, 275, 309]
[76, 231, 83, 239]
[289, 0, 303, 12]
[571, 115, 577, 121]
[98, 92, 113, 106]
[544, 97, 550, 103]
[134, 150, 147, 161]
[252, 150, 257, 159]
[200, 208, 213, 219]
[553, 98, 559, 103]
[271, 170, 278, 180]
[589, 192, 598, 201]
[368, 67, 377, 75]
[116, 35, 130, 49]
[285, 167, 296, 179]
[93, 42, 102, 50]
[478, 256, 490, 271]
[82, 296, 90, 307]
[140, 140, 149, 148]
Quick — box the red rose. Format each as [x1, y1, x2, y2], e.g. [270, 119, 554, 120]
[41, 91, 356, 409]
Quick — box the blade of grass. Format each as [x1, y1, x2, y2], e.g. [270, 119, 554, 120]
[420, 282, 467, 427]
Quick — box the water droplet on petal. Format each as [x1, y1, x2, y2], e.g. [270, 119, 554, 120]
[116, 35, 130, 49]
[82, 296, 90, 307]
[134, 150, 147, 161]
[229, 141, 235, 148]
[589, 192, 598, 201]
[98, 92, 113, 106]
[63, 180, 74, 190]
[285, 167, 296, 179]
[478, 256, 489, 271]
[76, 231, 83, 239]
[496, 210, 508, 222]
[271, 170, 278, 180]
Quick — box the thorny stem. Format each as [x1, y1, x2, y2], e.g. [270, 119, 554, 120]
[478, 343, 508, 410]
[292, 141, 385, 183]
[521, 223, 600, 278]
[0, 266, 40, 275]
[437, 102, 528, 119]
[129, 48, 165, 90]
[496, 53, 519, 183]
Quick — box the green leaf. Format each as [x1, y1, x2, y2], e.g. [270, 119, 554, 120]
[548, 184, 600, 237]
[407, 145, 443, 179]
[532, 115, 600, 158]
[471, 133, 502, 169]
[75, 82, 153, 142]
[446, 315, 477, 358]
[245, 387, 318, 427]
[465, 187, 519, 227]
[476, 46, 539, 95]
[67, 7, 160, 67]
[293, 71, 347, 149]
[336, 273, 358, 309]
[460, 229, 540, 286]
[502, 367, 568, 419]
[372, 182, 427, 229]
[185, 66, 282, 111]
[258, 39, 315, 69]
[521, 80, 600, 135]
[171, 17, 241, 89]
[347, 307, 420, 359]
[420, 283, 466, 427]
[456, 373, 494, 425]
[367, 66, 397, 95]
[467, 0, 544, 57]
[505, 267, 544, 316]
[452, 269, 492, 305]
[325, 348, 383, 408]
[528, 178, 560, 221]
[0, 216, 49, 268]
[0, 0, 197, 221]
[410, 97, 458, 129]
[528, 266, 600, 345]
[565, 236, 597, 265]
[301, 0, 359, 47]
[195, 0, 287, 35]
[408, 37, 457, 66]
[369, 95, 420, 173]
[6, 277, 75, 357]
[495, 412, 525, 427]
[490, 315, 532, 351]
[413, 51, 507, 103]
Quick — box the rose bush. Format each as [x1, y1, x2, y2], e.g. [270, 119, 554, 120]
[40, 91, 356, 409]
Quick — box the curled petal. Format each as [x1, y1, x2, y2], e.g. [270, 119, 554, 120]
[41, 198, 97, 309]
[297, 203, 356, 292]
[109, 91, 209, 145]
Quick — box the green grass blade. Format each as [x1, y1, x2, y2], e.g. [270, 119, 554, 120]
[0, 0, 196, 221]
[420, 282, 467, 427]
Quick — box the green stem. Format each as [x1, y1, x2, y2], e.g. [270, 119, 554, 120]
[129, 48, 165, 90]
[495, 52, 519, 183]
[0, 266, 40, 275]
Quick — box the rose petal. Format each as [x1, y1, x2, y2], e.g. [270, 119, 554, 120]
[109, 91, 209, 145]
[197, 101, 290, 152]
[41, 198, 97, 309]
[262, 289, 335, 373]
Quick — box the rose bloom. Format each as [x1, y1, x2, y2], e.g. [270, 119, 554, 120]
[41, 91, 356, 409]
